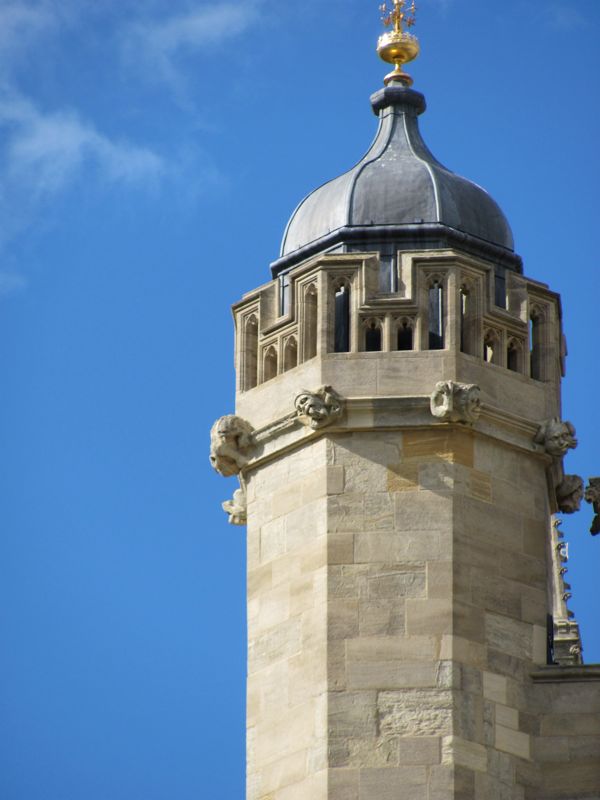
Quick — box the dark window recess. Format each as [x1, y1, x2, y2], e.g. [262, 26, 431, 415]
[495, 272, 507, 309]
[279, 274, 291, 316]
[428, 283, 444, 350]
[365, 323, 382, 352]
[530, 315, 543, 380]
[460, 290, 468, 353]
[334, 286, 350, 353]
[507, 343, 519, 372]
[398, 323, 413, 351]
[547, 614, 556, 665]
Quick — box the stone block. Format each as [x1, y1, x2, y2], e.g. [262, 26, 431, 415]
[483, 672, 508, 705]
[397, 737, 441, 765]
[358, 601, 405, 637]
[485, 613, 532, 660]
[248, 617, 302, 675]
[441, 635, 488, 671]
[359, 767, 428, 800]
[467, 470, 493, 503]
[378, 690, 453, 737]
[276, 769, 328, 800]
[403, 429, 474, 468]
[496, 725, 531, 760]
[426, 561, 452, 600]
[328, 534, 355, 565]
[495, 704, 519, 731]
[406, 599, 452, 636]
[346, 635, 439, 664]
[259, 750, 308, 795]
[347, 661, 440, 691]
[328, 599, 359, 640]
[533, 736, 569, 763]
[453, 602, 486, 643]
[260, 517, 286, 563]
[329, 691, 378, 738]
[329, 768, 359, 800]
[540, 714, 600, 737]
[442, 736, 488, 773]
[469, 570, 522, 619]
[387, 464, 419, 493]
[394, 491, 453, 532]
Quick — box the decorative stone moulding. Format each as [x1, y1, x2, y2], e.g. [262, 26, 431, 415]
[534, 418, 578, 457]
[430, 381, 481, 425]
[556, 475, 585, 515]
[294, 385, 344, 430]
[222, 483, 247, 527]
[585, 478, 600, 535]
[209, 415, 255, 477]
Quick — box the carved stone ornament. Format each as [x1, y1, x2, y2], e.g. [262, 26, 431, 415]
[430, 381, 482, 425]
[556, 475, 584, 515]
[294, 386, 343, 430]
[209, 415, 255, 477]
[534, 418, 578, 457]
[585, 477, 600, 536]
[222, 483, 247, 526]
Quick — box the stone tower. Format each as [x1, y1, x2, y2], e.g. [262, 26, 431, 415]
[210, 11, 600, 800]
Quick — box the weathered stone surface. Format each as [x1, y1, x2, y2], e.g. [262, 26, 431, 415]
[534, 418, 577, 457]
[209, 414, 254, 476]
[295, 385, 343, 430]
[585, 477, 600, 535]
[555, 475, 584, 514]
[430, 381, 482, 424]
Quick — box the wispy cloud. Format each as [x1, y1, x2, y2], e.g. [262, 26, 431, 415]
[0, 92, 165, 197]
[0, 90, 167, 253]
[547, 3, 587, 30]
[122, 3, 261, 90]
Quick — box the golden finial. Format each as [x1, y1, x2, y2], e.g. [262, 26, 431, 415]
[377, 1, 420, 86]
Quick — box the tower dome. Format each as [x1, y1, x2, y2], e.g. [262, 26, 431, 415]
[276, 83, 516, 273]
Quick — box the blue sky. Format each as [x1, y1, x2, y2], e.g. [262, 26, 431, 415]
[0, 1, 599, 798]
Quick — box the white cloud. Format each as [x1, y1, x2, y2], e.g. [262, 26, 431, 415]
[0, 270, 27, 296]
[547, 4, 586, 30]
[0, 93, 165, 197]
[122, 3, 261, 88]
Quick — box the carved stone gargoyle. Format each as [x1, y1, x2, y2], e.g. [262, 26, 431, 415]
[210, 415, 255, 527]
[585, 478, 600, 536]
[209, 415, 255, 477]
[294, 385, 344, 430]
[430, 381, 481, 425]
[534, 418, 578, 458]
[222, 484, 247, 527]
[556, 475, 584, 515]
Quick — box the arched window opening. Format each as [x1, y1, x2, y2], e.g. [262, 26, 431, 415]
[428, 280, 444, 350]
[243, 315, 258, 391]
[283, 337, 298, 372]
[263, 346, 278, 382]
[507, 340, 520, 373]
[530, 311, 544, 380]
[365, 320, 382, 352]
[334, 283, 350, 353]
[483, 332, 495, 364]
[397, 320, 414, 351]
[303, 285, 318, 361]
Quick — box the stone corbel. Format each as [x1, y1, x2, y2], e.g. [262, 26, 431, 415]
[585, 478, 600, 536]
[210, 415, 255, 526]
[430, 381, 481, 425]
[534, 418, 578, 457]
[556, 475, 584, 515]
[294, 385, 344, 430]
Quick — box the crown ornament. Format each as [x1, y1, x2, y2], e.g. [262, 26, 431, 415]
[377, 1, 419, 86]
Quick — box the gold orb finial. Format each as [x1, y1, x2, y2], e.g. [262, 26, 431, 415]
[377, 1, 420, 86]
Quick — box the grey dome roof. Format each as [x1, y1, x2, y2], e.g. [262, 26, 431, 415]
[280, 85, 514, 261]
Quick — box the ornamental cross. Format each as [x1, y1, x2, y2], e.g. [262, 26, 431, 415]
[380, 0, 417, 33]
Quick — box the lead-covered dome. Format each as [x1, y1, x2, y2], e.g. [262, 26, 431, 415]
[275, 84, 516, 274]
